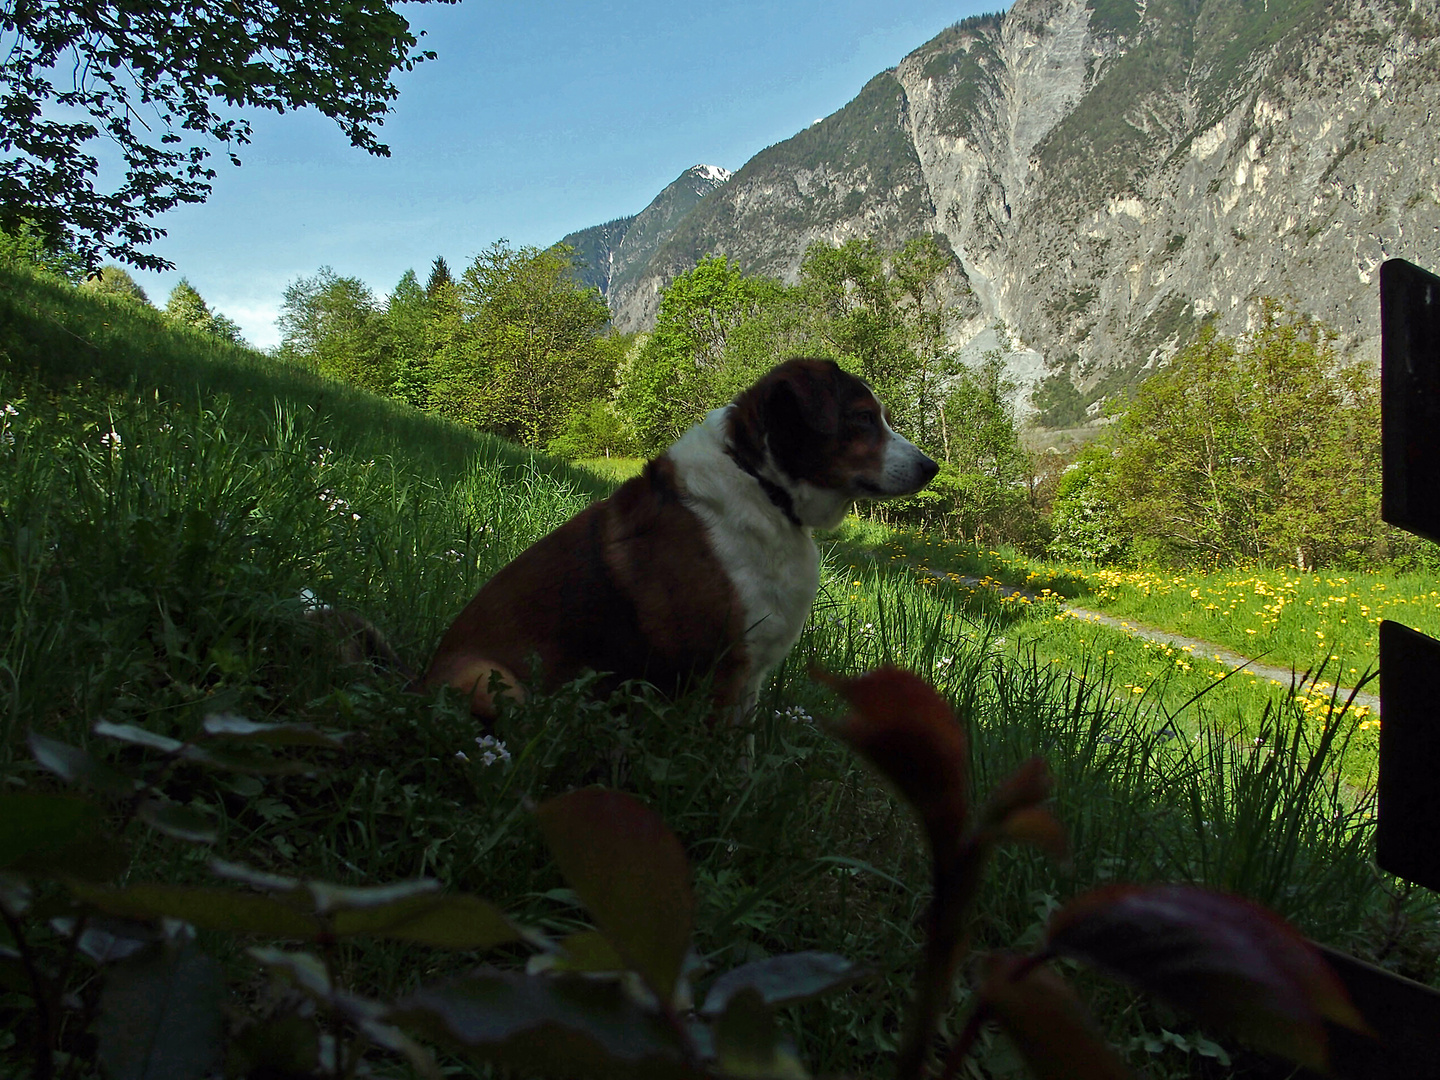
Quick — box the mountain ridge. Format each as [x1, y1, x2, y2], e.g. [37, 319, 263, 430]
[564, 0, 1440, 415]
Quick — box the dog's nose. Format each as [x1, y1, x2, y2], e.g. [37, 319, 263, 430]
[918, 455, 940, 485]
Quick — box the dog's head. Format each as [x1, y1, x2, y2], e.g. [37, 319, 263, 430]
[728, 358, 939, 528]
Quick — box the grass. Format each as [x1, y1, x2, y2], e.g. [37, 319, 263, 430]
[571, 454, 645, 483]
[2, 260, 1436, 1078]
[835, 528, 1387, 785]
[868, 525, 1432, 676]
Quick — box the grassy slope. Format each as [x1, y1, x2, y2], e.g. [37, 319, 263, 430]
[1, 263, 1431, 1077]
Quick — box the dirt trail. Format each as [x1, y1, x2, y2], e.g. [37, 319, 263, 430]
[909, 566, 1383, 715]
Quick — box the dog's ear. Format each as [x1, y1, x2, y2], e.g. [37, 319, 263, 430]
[769, 360, 841, 436]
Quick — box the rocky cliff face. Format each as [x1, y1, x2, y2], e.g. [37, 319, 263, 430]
[588, 0, 1440, 414]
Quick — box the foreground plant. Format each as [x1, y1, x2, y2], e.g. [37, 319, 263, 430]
[2, 667, 1370, 1079]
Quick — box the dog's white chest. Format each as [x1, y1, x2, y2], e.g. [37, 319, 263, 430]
[721, 527, 819, 674]
[667, 411, 821, 684]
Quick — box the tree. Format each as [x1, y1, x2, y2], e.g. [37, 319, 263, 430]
[163, 279, 245, 343]
[940, 351, 1038, 545]
[797, 236, 959, 448]
[0, 222, 84, 281]
[0, 0, 453, 271]
[78, 265, 153, 306]
[459, 242, 614, 447]
[425, 256, 455, 299]
[1102, 302, 1384, 568]
[1047, 443, 1127, 564]
[620, 256, 790, 454]
[1031, 370, 1088, 429]
[799, 238, 910, 412]
[891, 235, 961, 451]
[385, 269, 432, 408]
[277, 267, 391, 394]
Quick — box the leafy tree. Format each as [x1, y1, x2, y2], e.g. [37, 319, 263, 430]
[1047, 443, 1128, 564]
[940, 352, 1039, 545]
[546, 398, 637, 460]
[78, 265, 153, 306]
[277, 267, 391, 394]
[385, 269, 431, 408]
[458, 242, 613, 447]
[0, 0, 453, 270]
[799, 238, 910, 414]
[1103, 302, 1384, 567]
[619, 256, 787, 453]
[0, 222, 84, 281]
[418, 269, 480, 422]
[891, 235, 961, 450]
[797, 236, 960, 449]
[163, 279, 245, 343]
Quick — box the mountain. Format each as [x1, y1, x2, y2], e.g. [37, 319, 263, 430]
[571, 0, 1440, 415]
[560, 164, 732, 300]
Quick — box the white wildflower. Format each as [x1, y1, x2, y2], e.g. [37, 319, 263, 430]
[774, 704, 814, 724]
[474, 734, 511, 767]
[2, 404, 17, 416]
[100, 429, 122, 450]
[454, 751, 470, 763]
[297, 588, 331, 613]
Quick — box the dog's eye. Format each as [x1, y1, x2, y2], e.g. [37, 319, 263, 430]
[848, 410, 877, 429]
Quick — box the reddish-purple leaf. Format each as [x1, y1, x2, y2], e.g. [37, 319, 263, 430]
[976, 952, 1132, 1080]
[978, 757, 1053, 828]
[1047, 884, 1369, 1071]
[536, 789, 694, 1004]
[816, 666, 968, 852]
[993, 806, 1069, 860]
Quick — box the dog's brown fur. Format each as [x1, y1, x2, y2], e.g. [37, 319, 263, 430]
[419, 456, 746, 716]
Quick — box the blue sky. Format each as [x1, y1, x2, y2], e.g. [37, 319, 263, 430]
[136, 1, 998, 348]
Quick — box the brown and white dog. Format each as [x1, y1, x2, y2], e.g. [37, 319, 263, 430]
[419, 358, 939, 719]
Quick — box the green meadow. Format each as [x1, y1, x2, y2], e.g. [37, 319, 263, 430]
[1, 262, 1433, 1078]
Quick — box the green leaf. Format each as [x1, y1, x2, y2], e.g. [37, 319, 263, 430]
[0, 794, 95, 868]
[0, 872, 33, 916]
[93, 721, 184, 754]
[179, 744, 319, 775]
[208, 858, 300, 893]
[389, 968, 701, 1080]
[332, 893, 520, 949]
[527, 931, 627, 975]
[1048, 884, 1369, 1071]
[248, 947, 332, 997]
[700, 952, 866, 1017]
[250, 947, 443, 1078]
[29, 733, 140, 796]
[95, 942, 224, 1080]
[226, 1015, 321, 1079]
[307, 878, 440, 914]
[0, 794, 127, 880]
[70, 883, 318, 937]
[202, 713, 350, 748]
[137, 801, 218, 844]
[51, 916, 154, 963]
[713, 988, 810, 1079]
[537, 789, 694, 1003]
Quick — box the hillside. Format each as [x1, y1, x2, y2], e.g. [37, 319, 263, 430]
[576, 0, 1440, 411]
